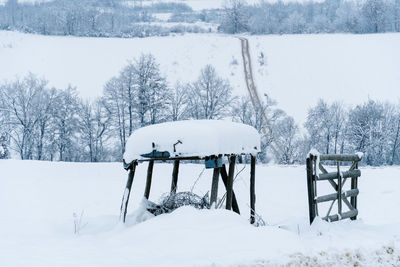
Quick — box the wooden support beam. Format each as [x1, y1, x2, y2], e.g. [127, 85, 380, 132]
[350, 162, 359, 220]
[144, 160, 154, 199]
[315, 189, 359, 203]
[337, 162, 342, 216]
[323, 210, 358, 222]
[226, 155, 236, 210]
[120, 162, 137, 223]
[306, 156, 316, 224]
[343, 197, 355, 211]
[220, 165, 240, 214]
[170, 160, 180, 193]
[320, 154, 362, 162]
[312, 159, 319, 216]
[317, 169, 360, 181]
[210, 167, 220, 206]
[250, 155, 256, 224]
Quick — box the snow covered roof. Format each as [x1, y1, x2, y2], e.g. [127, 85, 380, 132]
[123, 120, 261, 163]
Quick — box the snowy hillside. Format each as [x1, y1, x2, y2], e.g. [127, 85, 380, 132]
[1, 31, 399, 123]
[124, 0, 263, 11]
[0, 160, 400, 266]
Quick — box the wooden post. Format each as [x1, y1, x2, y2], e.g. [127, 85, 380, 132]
[250, 155, 256, 224]
[226, 155, 236, 210]
[144, 160, 154, 199]
[306, 156, 316, 224]
[120, 162, 137, 223]
[220, 165, 240, 214]
[337, 161, 342, 216]
[170, 160, 180, 193]
[350, 161, 358, 220]
[210, 167, 220, 207]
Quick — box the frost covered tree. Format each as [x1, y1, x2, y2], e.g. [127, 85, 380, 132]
[133, 54, 170, 126]
[103, 77, 129, 156]
[232, 95, 287, 163]
[304, 100, 346, 155]
[53, 86, 80, 161]
[102, 54, 169, 156]
[220, 0, 249, 33]
[0, 134, 9, 159]
[273, 116, 300, 164]
[388, 107, 400, 165]
[0, 74, 47, 159]
[79, 100, 110, 162]
[346, 100, 393, 165]
[168, 82, 189, 121]
[362, 0, 388, 32]
[187, 65, 235, 120]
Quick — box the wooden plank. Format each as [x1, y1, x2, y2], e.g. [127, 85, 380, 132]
[318, 169, 361, 181]
[318, 162, 328, 174]
[337, 162, 342, 216]
[210, 167, 220, 206]
[343, 197, 355, 211]
[136, 156, 202, 163]
[220, 165, 240, 214]
[120, 162, 137, 223]
[144, 160, 154, 199]
[320, 154, 362, 162]
[315, 189, 359, 203]
[226, 155, 236, 210]
[250, 155, 256, 224]
[170, 160, 180, 193]
[306, 156, 316, 224]
[350, 162, 359, 220]
[312, 157, 319, 216]
[323, 210, 358, 222]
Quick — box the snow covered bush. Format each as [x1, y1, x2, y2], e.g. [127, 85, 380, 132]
[147, 192, 210, 216]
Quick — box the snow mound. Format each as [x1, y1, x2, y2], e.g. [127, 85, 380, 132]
[123, 120, 260, 163]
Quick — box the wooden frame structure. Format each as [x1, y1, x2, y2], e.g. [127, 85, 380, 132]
[120, 154, 257, 224]
[306, 152, 362, 224]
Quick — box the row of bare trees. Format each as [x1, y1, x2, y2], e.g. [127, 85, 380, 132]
[2, 54, 397, 165]
[0, 54, 288, 162]
[0, 75, 110, 161]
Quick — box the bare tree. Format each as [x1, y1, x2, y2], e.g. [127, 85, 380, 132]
[0, 74, 47, 159]
[168, 82, 189, 121]
[274, 116, 300, 164]
[220, 0, 249, 33]
[132, 54, 170, 126]
[79, 99, 110, 162]
[187, 65, 235, 120]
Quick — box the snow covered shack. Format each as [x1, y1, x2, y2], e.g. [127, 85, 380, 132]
[120, 120, 261, 224]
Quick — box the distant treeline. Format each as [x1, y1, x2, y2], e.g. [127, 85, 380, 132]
[1, 54, 399, 165]
[220, 0, 400, 34]
[0, 0, 214, 37]
[0, 0, 399, 37]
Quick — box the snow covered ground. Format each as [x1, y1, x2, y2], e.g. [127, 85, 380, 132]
[1, 31, 399, 123]
[1, 159, 399, 266]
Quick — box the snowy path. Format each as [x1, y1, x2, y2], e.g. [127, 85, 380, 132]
[238, 37, 281, 155]
[1, 160, 400, 266]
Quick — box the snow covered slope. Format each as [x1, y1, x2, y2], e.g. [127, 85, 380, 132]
[0, 31, 244, 99]
[1, 31, 400, 122]
[125, 0, 263, 11]
[0, 160, 399, 266]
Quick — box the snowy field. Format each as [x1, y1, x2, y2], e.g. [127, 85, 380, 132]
[1, 159, 400, 266]
[1, 31, 399, 123]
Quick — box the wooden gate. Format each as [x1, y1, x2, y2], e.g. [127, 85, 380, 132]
[306, 152, 363, 224]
